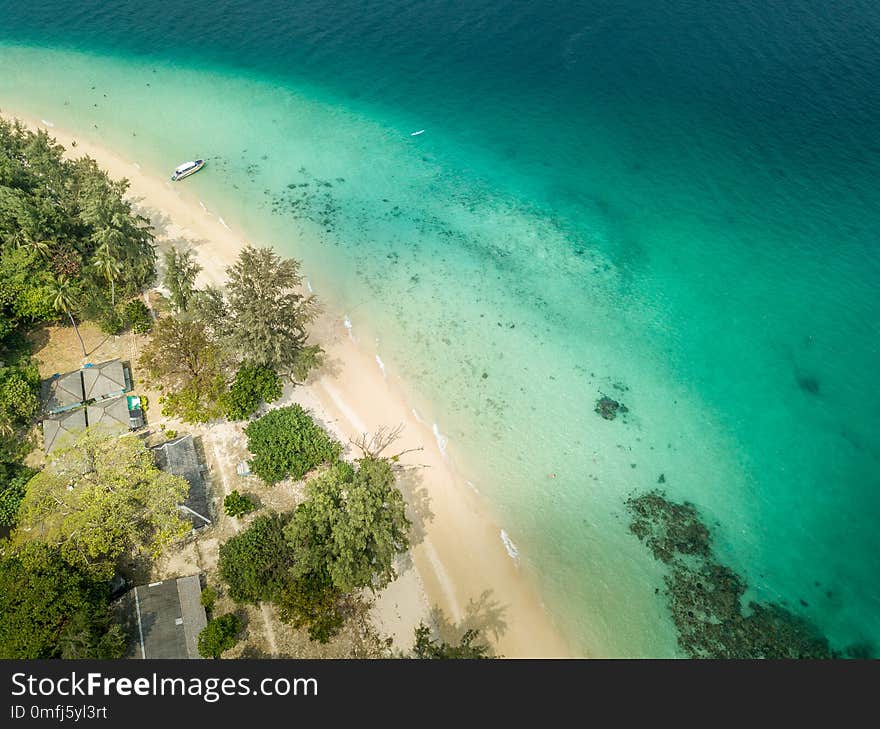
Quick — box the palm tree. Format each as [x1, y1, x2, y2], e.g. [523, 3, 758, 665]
[15, 231, 53, 259]
[50, 277, 87, 357]
[91, 242, 122, 306]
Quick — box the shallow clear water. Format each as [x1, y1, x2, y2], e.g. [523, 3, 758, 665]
[1, 0, 878, 656]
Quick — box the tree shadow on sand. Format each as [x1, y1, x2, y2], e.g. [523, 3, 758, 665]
[396, 467, 433, 549]
[130, 201, 210, 261]
[427, 590, 508, 656]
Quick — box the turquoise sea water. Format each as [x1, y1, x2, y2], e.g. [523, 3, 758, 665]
[1, 1, 878, 656]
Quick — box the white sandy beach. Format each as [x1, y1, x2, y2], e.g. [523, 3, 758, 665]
[2, 109, 573, 657]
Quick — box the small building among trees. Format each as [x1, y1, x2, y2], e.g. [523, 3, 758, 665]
[41, 370, 86, 414]
[115, 575, 207, 659]
[82, 359, 130, 401]
[152, 435, 213, 529]
[40, 359, 141, 453]
[41, 408, 88, 454]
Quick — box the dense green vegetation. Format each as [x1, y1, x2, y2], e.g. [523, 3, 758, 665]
[200, 585, 217, 612]
[244, 404, 341, 484]
[121, 298, 153, 334]
[197, 613, 242, 659]
[140, 316, 228, 422]
[224, 364, 281, 421]
[284, 458, 409, 593]
[0, 121, 166, 660]
[0, 359, 41, 500]
[0, 118, 157, 532]
[141, 245, 318, 424]
[14, 432, 191, 579]
[219, 513, 294, 605]
[0, 463, 34, 527]
[219, 456, 410, 643]
[223, 490, 256, 518]
[0, 543, 125, 659]
[223, 245, 322, 381]
[0, 119, 156, 343]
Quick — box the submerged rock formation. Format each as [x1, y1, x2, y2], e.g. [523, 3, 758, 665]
[595, 396, 628, 421]
[626, 490, 838, 659]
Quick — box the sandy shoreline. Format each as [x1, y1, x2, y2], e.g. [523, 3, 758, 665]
[2, 109, 573, 657]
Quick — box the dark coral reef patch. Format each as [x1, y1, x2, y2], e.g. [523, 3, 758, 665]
[626, 490, 839, 659]
[595, 396, 628, 421]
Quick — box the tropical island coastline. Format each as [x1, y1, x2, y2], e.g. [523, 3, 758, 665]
[0, 109, 572, 658]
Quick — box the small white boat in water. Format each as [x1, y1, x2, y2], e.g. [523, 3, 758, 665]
[170, 159, 205, 181]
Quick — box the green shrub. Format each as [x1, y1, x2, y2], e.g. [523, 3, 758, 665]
[224, 490, 256, 518]
[122, 299, 153, 334]
[98, 308, 125, 335]
[244, 405, 341, 484]
[197, 613, 241, 659]
[223, 364, 282, 421]
[200, 585, 217, 612]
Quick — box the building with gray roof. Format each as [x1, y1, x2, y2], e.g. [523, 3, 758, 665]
[85, 396, 132, 438]
[152, 435, 212, 529]
[42, 408, 88, 453]
[115, 575, 207, 659]
[41, 370, 85, 414]
[82, 359, 129, 401]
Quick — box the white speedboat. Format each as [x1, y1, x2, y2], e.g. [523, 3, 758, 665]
[170, 159, 205, 181]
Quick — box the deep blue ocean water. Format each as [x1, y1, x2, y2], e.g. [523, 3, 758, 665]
[1, 0, 878, 656]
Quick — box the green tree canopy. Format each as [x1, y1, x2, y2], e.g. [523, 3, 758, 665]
[188, 284, 229, 340]
[224, 364, 282, 421]
[275, 570, 346, 644]
[139, 316, 228, 422]
[121, 298, 153, 334]
[244, 404, 341, 484]
[0, 463, 34, 527]
[0, 359, 40, 436]
[217, 511, 348, 644]
[283, 458, 410, 594]
[197, 613, 242, 659]
[218, 513, 294, 604]
[162, 246, 201, 313]
[0, 542, 125, 659]
[0, 246, 56, 341]
[224, 245, 322, 378]
[219, 449, 410, 644]
[14, 432, 191, 577]
[0, 119, 156, 350]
